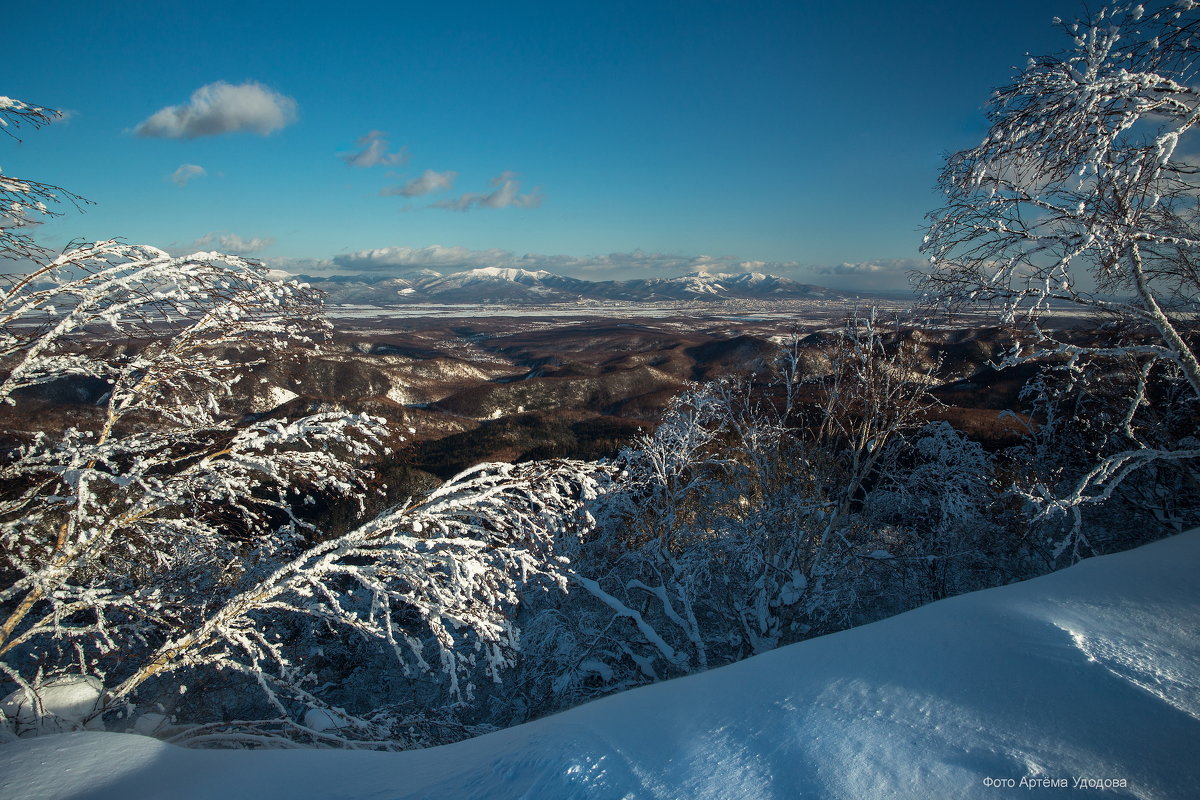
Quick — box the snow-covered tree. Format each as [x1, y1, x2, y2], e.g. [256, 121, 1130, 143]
[920, 2, 1200, 553]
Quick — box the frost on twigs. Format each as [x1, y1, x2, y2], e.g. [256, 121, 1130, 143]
[0, 97, 88, 264]
[0, 255, 607, 745]
[0, 243, 614, 748]
[919, 1, 1200, 555]
[0, 237, 396, 741]
[920, 2, 1200, 364]
[0, 91, 621, 749]
[0, 242, 327, 404]
[145, 459, 613, 750]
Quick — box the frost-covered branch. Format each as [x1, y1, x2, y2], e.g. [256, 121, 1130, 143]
[0, 97, 89, 264]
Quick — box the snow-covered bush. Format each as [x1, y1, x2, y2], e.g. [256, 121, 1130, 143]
[507, 314, 949, 716]
[863, 421, 1006, 602]
[109, 458, 611, 749]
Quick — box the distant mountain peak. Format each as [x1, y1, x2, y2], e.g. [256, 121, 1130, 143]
[303, 268, 842, 305]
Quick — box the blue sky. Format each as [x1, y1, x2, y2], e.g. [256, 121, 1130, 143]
[6, 0, 1073, 291]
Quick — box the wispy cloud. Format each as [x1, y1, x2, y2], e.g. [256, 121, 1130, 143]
[339, 131, 407, 168]
[190, 232, 274, 254]
[433, 172, 541, 211]
[381, 169, 457, 197]
[169, 163, 206, 186]
[134, 81, 297, 139]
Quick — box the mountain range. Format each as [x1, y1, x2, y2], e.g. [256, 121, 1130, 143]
[292, 267, 844, 305]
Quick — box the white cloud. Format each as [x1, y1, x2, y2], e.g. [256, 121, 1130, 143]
[190, 232, 275, 254]
[811, 258, 924, 278]
[169, 164, 206, 186]
[381, 169, 457, 197]
[134, 81, 297, 139]
[433, 172, 541, 211]
[813, 262, 887, 276]
[338, 131, 407, 168]
[332, 245, 515, 272]
[801, 258, 925, 292]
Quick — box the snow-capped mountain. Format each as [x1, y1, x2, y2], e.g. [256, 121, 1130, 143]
[298, 268, 840, 305]
[586, 271, 835, 302]
[434, 267, 556, 284]
[414, 267, 593, 303]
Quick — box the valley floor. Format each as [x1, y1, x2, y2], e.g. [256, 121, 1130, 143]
[3, 529, 1197, 799]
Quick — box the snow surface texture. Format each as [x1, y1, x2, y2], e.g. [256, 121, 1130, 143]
[3, 530, 1198, 799]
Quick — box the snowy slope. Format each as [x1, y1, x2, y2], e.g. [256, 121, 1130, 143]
[3, 531, 1198, 799]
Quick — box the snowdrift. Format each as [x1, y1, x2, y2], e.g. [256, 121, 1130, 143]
[3, 530, 1198, 799]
